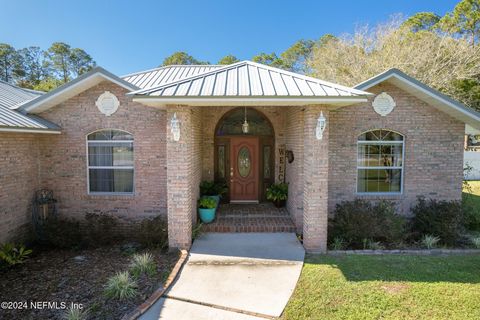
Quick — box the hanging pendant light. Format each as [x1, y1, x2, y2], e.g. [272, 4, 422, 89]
[242, 107, 249, 134]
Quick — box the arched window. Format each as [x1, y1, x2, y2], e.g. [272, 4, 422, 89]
[357, 129, 404, 194]
[87, 129, 134, 194]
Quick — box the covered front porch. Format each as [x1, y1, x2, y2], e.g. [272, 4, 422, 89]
[129, 61, 370, 253]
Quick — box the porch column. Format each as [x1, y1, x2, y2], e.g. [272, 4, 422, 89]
[166, 106, 193, 249]
[303, 107, 329, 253]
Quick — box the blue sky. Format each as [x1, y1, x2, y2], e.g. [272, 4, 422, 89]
[0, 0, 460, 75]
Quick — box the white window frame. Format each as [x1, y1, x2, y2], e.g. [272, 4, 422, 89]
[356, 130, 405, 195]
[86, 129, 135, 195]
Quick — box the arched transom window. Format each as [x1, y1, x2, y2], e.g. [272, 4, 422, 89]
[357, 129, 404, 194]
[87, 129, 134, 194]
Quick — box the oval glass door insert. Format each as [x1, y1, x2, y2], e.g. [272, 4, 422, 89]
[238, 146, 251, 177]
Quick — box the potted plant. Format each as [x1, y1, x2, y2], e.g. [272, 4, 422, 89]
[200, 181, 228, 206]
[266, 183, 288, 208]
[213, 182, 228, 203]
[198, 197, 217, 223]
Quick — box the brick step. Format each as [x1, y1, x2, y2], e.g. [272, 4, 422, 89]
[219, 213, 290, 218]
[201, 216, 297, 233]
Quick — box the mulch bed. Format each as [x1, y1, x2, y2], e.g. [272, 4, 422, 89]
[0, 244, 179, 320]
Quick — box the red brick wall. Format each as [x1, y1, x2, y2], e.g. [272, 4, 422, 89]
[166, 106, 203, 248]
[285, 108, 305, 232]
[0, 133, 40, 243]
[37, 81, 167, 221]
[303, 107, 330, 252]
[328, 82, 465, 215]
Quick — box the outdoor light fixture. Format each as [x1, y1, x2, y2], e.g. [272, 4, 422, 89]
[315, 111, 327, 140]
[170, 112, 180, 141]
[242, 107, 249, 134]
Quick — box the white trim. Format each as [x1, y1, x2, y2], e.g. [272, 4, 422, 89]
[132, 97, 368, 107]
[356, 130, 405, 195]
[86, 130, 135, 195]
[0, 127, 61, 134]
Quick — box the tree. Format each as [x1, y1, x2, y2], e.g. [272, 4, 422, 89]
[252, 52, 285, 68]
[218, 54, 239, 65]
[280, 39, 315, 73]
[307, 17, 480, 111]
[401, 12, 441, 32]
[162, 51, 208, 66]
[69, 48, 95, 76]
[440, 0, 480, 46]
[33, 77, 63, 92]
[0, 43, 21, 83]
[47, 42, 72, 83]
[46, 42, 96, 84]
[16, 46, 49, 89]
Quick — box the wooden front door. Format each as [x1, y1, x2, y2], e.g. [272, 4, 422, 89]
[230, 137, 259, 202]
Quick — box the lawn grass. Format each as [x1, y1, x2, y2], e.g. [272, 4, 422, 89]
[464, 180, 480, 212]
[282, 255, 480, 320]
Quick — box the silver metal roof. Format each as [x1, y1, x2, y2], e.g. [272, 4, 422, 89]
[0, 80, 60, 132]
[122, 65, 223, 90]
[0, 79, 41, 109]
[128, 61, 371, 97]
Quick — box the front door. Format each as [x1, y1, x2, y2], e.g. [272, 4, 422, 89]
[230, 137, 259, 202]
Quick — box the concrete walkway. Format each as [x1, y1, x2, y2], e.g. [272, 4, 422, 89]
[140, 233, 305, 320]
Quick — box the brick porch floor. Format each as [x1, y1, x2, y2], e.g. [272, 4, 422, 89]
[201, 202, 297, 233]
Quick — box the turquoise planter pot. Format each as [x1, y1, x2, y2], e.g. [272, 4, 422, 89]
[199, 207, 216, 223]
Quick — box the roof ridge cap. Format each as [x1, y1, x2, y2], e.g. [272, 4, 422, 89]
[128, 61, 249, 95]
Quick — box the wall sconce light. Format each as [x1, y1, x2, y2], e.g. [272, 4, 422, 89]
[171, 112, 180, 141]
[286, 150, 294, 163]
[242, 106, 249, 134]
[315, 111, 327, 140]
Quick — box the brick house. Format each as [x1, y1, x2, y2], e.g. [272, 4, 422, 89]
[1, 61, 479, 252]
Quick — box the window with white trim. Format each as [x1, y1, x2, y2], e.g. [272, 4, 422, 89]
[87, 130, 134, 194]
[357, 129, 404, 194]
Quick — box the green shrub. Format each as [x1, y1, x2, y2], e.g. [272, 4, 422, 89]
[463, 199, 480, 231]
[329, 199, 406, 249]
[329, 237, 346, 250]
[43, 217, 83, 249]
[200, 181, 216, 196]
[130, 252, 156, 277]
[63, 307, 88, 320]
[471, 237, 480, 249]
[84, 212, 120, 246]
[198, 197, 217, 209]
[410, 197, 465, 246]
[104, 271, 137, 300]
[0, 243, 32, 266]
[138, 216, 168, 249]
[266, 183, 288, 202]
[366, 240, 385, 250]
[421, 234, 441, 249]
[192, 222, 203, 240]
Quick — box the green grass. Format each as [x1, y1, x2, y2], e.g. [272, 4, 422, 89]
[464, 180, 480, 212]
[282, 255, 480, 320]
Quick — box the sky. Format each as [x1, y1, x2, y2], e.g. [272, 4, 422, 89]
[0, 0, 461, 76]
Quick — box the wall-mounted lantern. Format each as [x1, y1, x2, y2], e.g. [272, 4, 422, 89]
[242, 106, 249, 134]
[315, 111, 327, 140]
[171, 112, 181, 141]
[286, 150, 294, 163]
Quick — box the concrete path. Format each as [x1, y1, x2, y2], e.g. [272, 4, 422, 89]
[140, 233, 305, 320]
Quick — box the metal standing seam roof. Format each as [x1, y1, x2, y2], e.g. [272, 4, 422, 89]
[122, 65, 223, 90]
[127, 61, 371, 98]
[0, 80, 60, 132]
